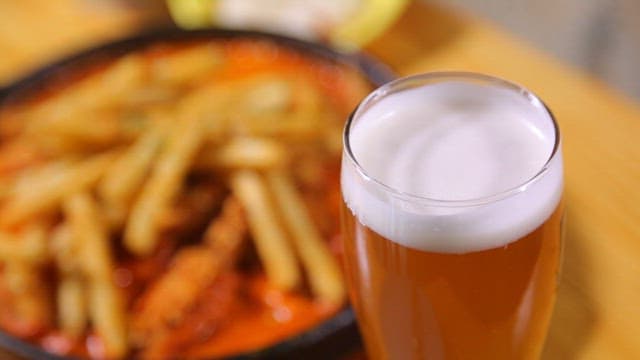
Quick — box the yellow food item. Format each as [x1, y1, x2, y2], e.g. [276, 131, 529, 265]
[166, 0, 213, 29]
[329, 0, 409, 51]
[166, 0, 409, 51]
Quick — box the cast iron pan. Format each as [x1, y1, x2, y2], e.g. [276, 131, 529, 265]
[0, 28, 394, 360]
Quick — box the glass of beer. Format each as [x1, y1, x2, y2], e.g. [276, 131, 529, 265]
[341, 72, 563, 360]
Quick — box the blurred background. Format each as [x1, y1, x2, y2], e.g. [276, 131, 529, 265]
[0, 0, 639, 101]
[443, 0, 640, 101]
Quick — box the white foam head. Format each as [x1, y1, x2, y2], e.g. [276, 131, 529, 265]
[342, 73, 563, 253]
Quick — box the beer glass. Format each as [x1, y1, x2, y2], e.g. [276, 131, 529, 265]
[341, 72, 563, 360]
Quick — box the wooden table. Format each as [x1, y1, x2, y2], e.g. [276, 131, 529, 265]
[0, 1, 638, 359]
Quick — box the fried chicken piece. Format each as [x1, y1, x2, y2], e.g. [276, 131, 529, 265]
[139, 272, 240, 359]
[130, 197, 247, 346]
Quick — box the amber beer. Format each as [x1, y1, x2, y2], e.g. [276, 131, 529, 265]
[341, 73, 564, 360]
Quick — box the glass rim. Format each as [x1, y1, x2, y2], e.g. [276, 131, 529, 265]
[342, 71, 561, 208]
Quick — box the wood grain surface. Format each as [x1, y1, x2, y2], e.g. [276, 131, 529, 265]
[0, 1, 638, 359]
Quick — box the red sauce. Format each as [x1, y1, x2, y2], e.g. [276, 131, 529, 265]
[185, 275, 339, 358]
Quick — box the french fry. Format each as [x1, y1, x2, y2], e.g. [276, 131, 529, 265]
[230, 75, 323, 138]
[239, 119, 322, 139]
[49, 225, 81, 274]
[64, 192, 112, 284]
[266, 170, 345, 305]
[174, 74, 317, 141]
[93, 54, 147, 104]
[151, 44, 223, 86]
[230, 170, 300, 290]
[124, 106, 207, 255]
[177, 76, 276, 142]
[50, 225, 87, 338]
[2, 260, 52, 336]
[1, 151, 117, 227]
[89, 281, 127, 359]
[26, 54, 146, 122]
[64, 192, 127, 359]
[242, 76, 292, 113]
[10, 160, 74, 195]
[194, 137, 287, 170]
[57, 276, 86, 339]
[24, 108, 134, 154]
[180, 74, 319, 142]
[98, 116, 168, 227]
[0, 223, 47, 264]
[125, 86, 178, 106]
[175, 81, 233, 141]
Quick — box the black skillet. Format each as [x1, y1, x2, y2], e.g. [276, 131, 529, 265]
[0, 28, 394, 360]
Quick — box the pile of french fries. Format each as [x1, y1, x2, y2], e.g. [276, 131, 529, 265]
[0, 40, 370, 358]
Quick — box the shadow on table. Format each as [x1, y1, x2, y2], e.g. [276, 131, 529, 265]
[542, 204, 599, 359]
